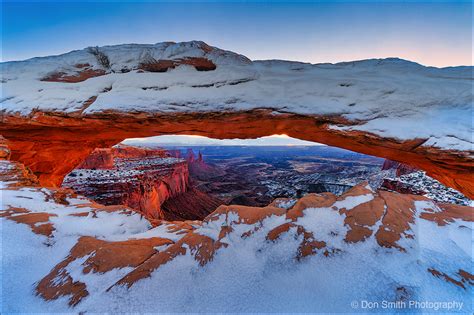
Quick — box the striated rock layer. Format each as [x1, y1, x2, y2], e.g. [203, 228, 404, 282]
[1, 41, 472, 198]
[381, 159, 418, 177]
[63, 145, 220, 220]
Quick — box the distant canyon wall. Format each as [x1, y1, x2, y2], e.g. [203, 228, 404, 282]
[63, 145, 219, 220]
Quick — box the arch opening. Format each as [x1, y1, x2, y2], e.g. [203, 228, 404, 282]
[2, 110, 473, 199]
[60, 134, 472, 222]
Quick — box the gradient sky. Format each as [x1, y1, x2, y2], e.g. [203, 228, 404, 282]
[2, 1, 472, 66]
[123, 134, 324, 146]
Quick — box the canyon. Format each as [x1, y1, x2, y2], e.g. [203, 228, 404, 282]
[60, 141, 470, 226]
[63, 144, 220, 220]
[132, 144, 470, 208]
[166, 145, 385, 206]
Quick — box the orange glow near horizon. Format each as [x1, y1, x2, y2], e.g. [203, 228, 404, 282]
[3, 2, 472, 67]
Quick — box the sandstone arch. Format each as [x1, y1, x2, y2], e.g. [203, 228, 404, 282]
[2, 109, 472, 198]
[1, 41, 472, 197]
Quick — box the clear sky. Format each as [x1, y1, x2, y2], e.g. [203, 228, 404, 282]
[2, 1, 472, 66]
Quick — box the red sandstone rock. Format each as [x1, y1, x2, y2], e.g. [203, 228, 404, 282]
[64, 145, 219, 220]
[139, 57, 216, 72]
[427, 268, 468, 289]
[0, 159, 39, 187]
[2, 41, 472, 201]
[287, 193, 337, 220]
[0, 136, 11, 160]
[380, 178, 424, 195]
[114, 230, 225, 288]
[161, 187, 223, 220]
[64, 154, 190, 220]
[77, 145, 168, 169]
[77, 148, 114, 169]
[185, 148, 218, 180]
[111, 144, 168, 159]
[420, 203, 473, 226]
[3, 155, 472, 302]
[266, 222, 327, 259]
[341, 196, 386, 243]
[3, 110, 471, 199]
[36, 235, 174, 305]
[382, 159, 418, 176]
[41, 68, 106, 83]
[0, 207, 56, 237]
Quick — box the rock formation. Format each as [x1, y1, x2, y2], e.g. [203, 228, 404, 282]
[2, 40, 472, 313]
[161, 186, 222, 221]
[63, 144, 220, 220]
[381, 178, 423, 195]
[184, 148, 218, 180]
[76, 148, 115, 169]
[379, 159, 471, 205]
[381, 159, 418, 177]
[1, 41, 472, 198]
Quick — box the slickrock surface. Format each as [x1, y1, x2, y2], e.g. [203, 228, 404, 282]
[1, 150, 472, 313]
[1, 41, 472, 198]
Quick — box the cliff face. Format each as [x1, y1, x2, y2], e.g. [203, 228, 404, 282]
[77, 148, 115, 169]
[380, 159, 424, 195]
[110, 145, 168, 159]
[381, 159, 418, 177]
[63, 145, 191, 220]
[0, 136, 39, 187]
[161, 187, 223, 221]
[77, 145, 168, 169]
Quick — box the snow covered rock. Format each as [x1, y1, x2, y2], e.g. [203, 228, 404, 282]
[1, 40, 473, 198]
[1, 155, 472, 313]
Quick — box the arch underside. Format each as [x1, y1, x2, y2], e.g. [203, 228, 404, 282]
[1, 109, 472, 199]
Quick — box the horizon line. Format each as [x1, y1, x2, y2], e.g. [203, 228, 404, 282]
[2, 40, 472, 68]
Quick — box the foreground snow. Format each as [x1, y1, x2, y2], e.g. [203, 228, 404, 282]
[1, 158, 472, 313]
[1, 41, 472, 151]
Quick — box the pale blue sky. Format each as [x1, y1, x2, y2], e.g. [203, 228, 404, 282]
[123, 135, 325, 146]
[2, 1, 472, 66]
